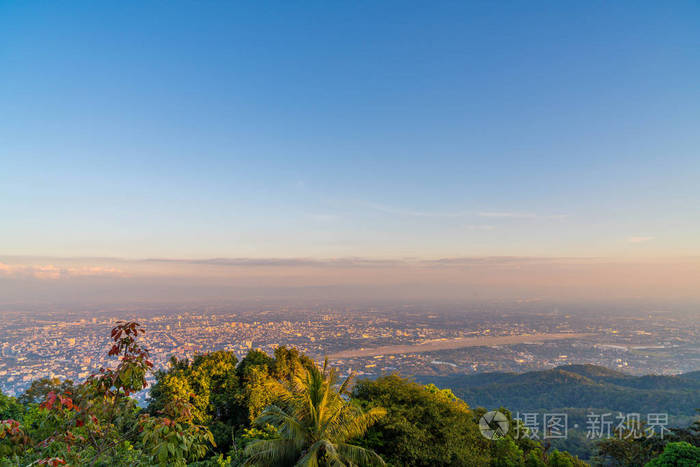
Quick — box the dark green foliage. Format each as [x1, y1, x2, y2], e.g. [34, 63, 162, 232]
[644, 441, 700, 466]
[668, 414, 700, 445]
[236, 349, 274, 379]
[490, 437, 525, 466]
[594, 433, 660, 466]
[271, 345, 315, 379]
[352, 374, 491, 466]
[525, 448, 547, 467]
[140, 397, 216, 467]
[593, 415, 700, 466]
[18, 377, 77, 406]
[0, 391, 23, 420]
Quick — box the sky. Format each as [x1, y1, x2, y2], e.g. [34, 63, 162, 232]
[1, 1, 699, 302]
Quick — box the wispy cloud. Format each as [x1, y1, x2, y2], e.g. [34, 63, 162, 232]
[368, 204, 470, 218]
[0, 262, 125, 280]
[463, 224, 495, 231]
[5, 255, 681, 283]
[478, 211, 536, 219]
[368, 204, 567, 220]
[141, 257, 405, 268]
[627, 236, 655, 243]
[140, 256, 600, 269]
[306, 213, 340, 222]
[478, 211, 568, 220]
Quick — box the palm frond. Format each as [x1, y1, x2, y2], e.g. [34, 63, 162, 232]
[338, 372, 355, 396]
[318, 397, 353, 440]
[243, 438, 299, 466]
[336, 442, 386, 466]
[332, 406, 387, 442]
[319, 439, 344, 466]
[293, 439, 323, 467]
[254, 405, 307, 448]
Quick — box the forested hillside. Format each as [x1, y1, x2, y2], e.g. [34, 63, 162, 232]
[427, 364, 700, 419]
[423, 364, 700, 461]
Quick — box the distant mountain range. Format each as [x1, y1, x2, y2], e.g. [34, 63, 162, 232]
[421, 364, 700, 460]
[424, 364, 700, 417]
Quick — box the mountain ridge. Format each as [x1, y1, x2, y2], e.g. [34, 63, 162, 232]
[421, 364, 700, 416]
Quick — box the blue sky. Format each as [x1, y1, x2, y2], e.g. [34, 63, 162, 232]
[1, 1, 699, 260]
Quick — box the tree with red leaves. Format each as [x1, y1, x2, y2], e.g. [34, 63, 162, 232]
[0, 321, 215, 466]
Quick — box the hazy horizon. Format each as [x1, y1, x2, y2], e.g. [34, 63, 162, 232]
[2, 254, 700, 304]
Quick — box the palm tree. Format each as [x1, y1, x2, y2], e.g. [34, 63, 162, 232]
[244, 359, 386, 466]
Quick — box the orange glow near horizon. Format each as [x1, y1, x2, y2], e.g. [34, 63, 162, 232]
[1, 255, 699, 302]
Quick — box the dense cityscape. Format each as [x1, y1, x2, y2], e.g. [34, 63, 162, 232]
[2, 301, 698, 398]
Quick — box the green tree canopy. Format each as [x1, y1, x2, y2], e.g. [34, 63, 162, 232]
[644, 441, 700, 467]
[18, 377, 77, 406]
[352, 374, 490, 466]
